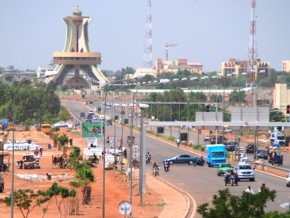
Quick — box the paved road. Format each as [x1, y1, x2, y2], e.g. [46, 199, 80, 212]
[63, 100, 290, 215]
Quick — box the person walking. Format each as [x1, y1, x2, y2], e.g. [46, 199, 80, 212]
[176, 137, 181, 148]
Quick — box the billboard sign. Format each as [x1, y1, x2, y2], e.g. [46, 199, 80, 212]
[82, 122, 104, 138]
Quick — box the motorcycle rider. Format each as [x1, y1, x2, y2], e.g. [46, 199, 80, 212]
[163, 159, 170, 172]
[146, 152, 151, 164]
[199, 155, 205, 166]
[152, 162, 159, 175]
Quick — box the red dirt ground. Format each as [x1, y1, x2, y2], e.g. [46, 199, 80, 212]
[0, 127, 163, 218]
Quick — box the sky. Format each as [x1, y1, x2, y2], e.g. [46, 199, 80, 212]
[0, 0, 290, 73]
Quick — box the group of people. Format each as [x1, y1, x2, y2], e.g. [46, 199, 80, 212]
[245, 183, 269, 194]
[224, 170, 239, 186]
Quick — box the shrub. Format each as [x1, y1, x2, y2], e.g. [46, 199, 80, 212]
[193, 144, 201, 150]
[200, 146, 205, 151]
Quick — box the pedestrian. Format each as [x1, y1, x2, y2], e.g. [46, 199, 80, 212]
[234, 172, 239, 186]
[224, 172, 230, 186]
[259, 183, 269, 192]
[176, 137, 180, 147]
[245, 186, 254, 194]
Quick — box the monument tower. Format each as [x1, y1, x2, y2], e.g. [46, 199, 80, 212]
[51, 6, 109, 89]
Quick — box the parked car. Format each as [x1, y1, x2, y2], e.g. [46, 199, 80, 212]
[245, 144, 255, 153]
[53, 121, 68, 128]
[164, 154, 201, 165]
[217, 163, 234, 176]
[0, 173, 4, 193]
[256, 149, 268, 159]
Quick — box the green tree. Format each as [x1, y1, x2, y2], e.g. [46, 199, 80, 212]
[0, 189, 39, 218]
[58, 134, 69, 151]
[57, 106, 71, 121]
[229, 90, 246, 105]
[0, 81, 61, 125]
[270, 110, 285, 122]
[197, 188, 287, 218]
[36, 190, 52, 218]
[47, 183, 76, 218]
[67, 146, 82, 169]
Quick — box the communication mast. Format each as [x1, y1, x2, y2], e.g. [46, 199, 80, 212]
[144, 0, 153, 68]
[248, 0, 258, 76]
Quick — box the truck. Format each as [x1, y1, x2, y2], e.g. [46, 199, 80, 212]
[205, 144, 227, 167]
[270, 130, 286, 146]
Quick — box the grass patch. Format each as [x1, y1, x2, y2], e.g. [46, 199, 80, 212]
[155, 202, 167, 207]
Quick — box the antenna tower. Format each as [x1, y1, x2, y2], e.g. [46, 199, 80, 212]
[248, 0, 258, 73]
[144, 0, 152, 68]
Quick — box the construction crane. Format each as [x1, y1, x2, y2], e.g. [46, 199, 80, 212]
[165, 42, 178, 61]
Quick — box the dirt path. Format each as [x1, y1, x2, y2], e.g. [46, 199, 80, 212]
[0, 126, 164, 218]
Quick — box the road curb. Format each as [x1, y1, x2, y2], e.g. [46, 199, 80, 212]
[148, 173, 196, 218]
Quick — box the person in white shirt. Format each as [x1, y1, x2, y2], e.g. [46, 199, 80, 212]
[176, 137, 180, 147]
[245, 186, 254, 194]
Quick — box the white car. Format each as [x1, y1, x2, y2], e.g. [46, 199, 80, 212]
[236, 162, 255, 181]
[204, 135, 210, 141]
[224, 128, 232, 133]
[53, 121, 68, 128]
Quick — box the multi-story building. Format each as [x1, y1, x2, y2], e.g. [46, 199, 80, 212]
[156, 58, 203, 75]
[273, 83, 290, 116]
[221, 58, 270, 81]
[282, 60, 290, 73]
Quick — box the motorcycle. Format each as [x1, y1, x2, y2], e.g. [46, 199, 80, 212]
[164, 162, 170, 172]
[225, 174, 238, 186]
[193, 158, 205, 167]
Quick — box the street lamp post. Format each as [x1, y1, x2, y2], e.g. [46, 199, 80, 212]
[113, 103, 119, 167]
[129, 101, 134, 216]
[138, 104, 149, 204]
[102, 89, 107, 218]
[129, 79, 169, 211]
[128, 89, 142, 216]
